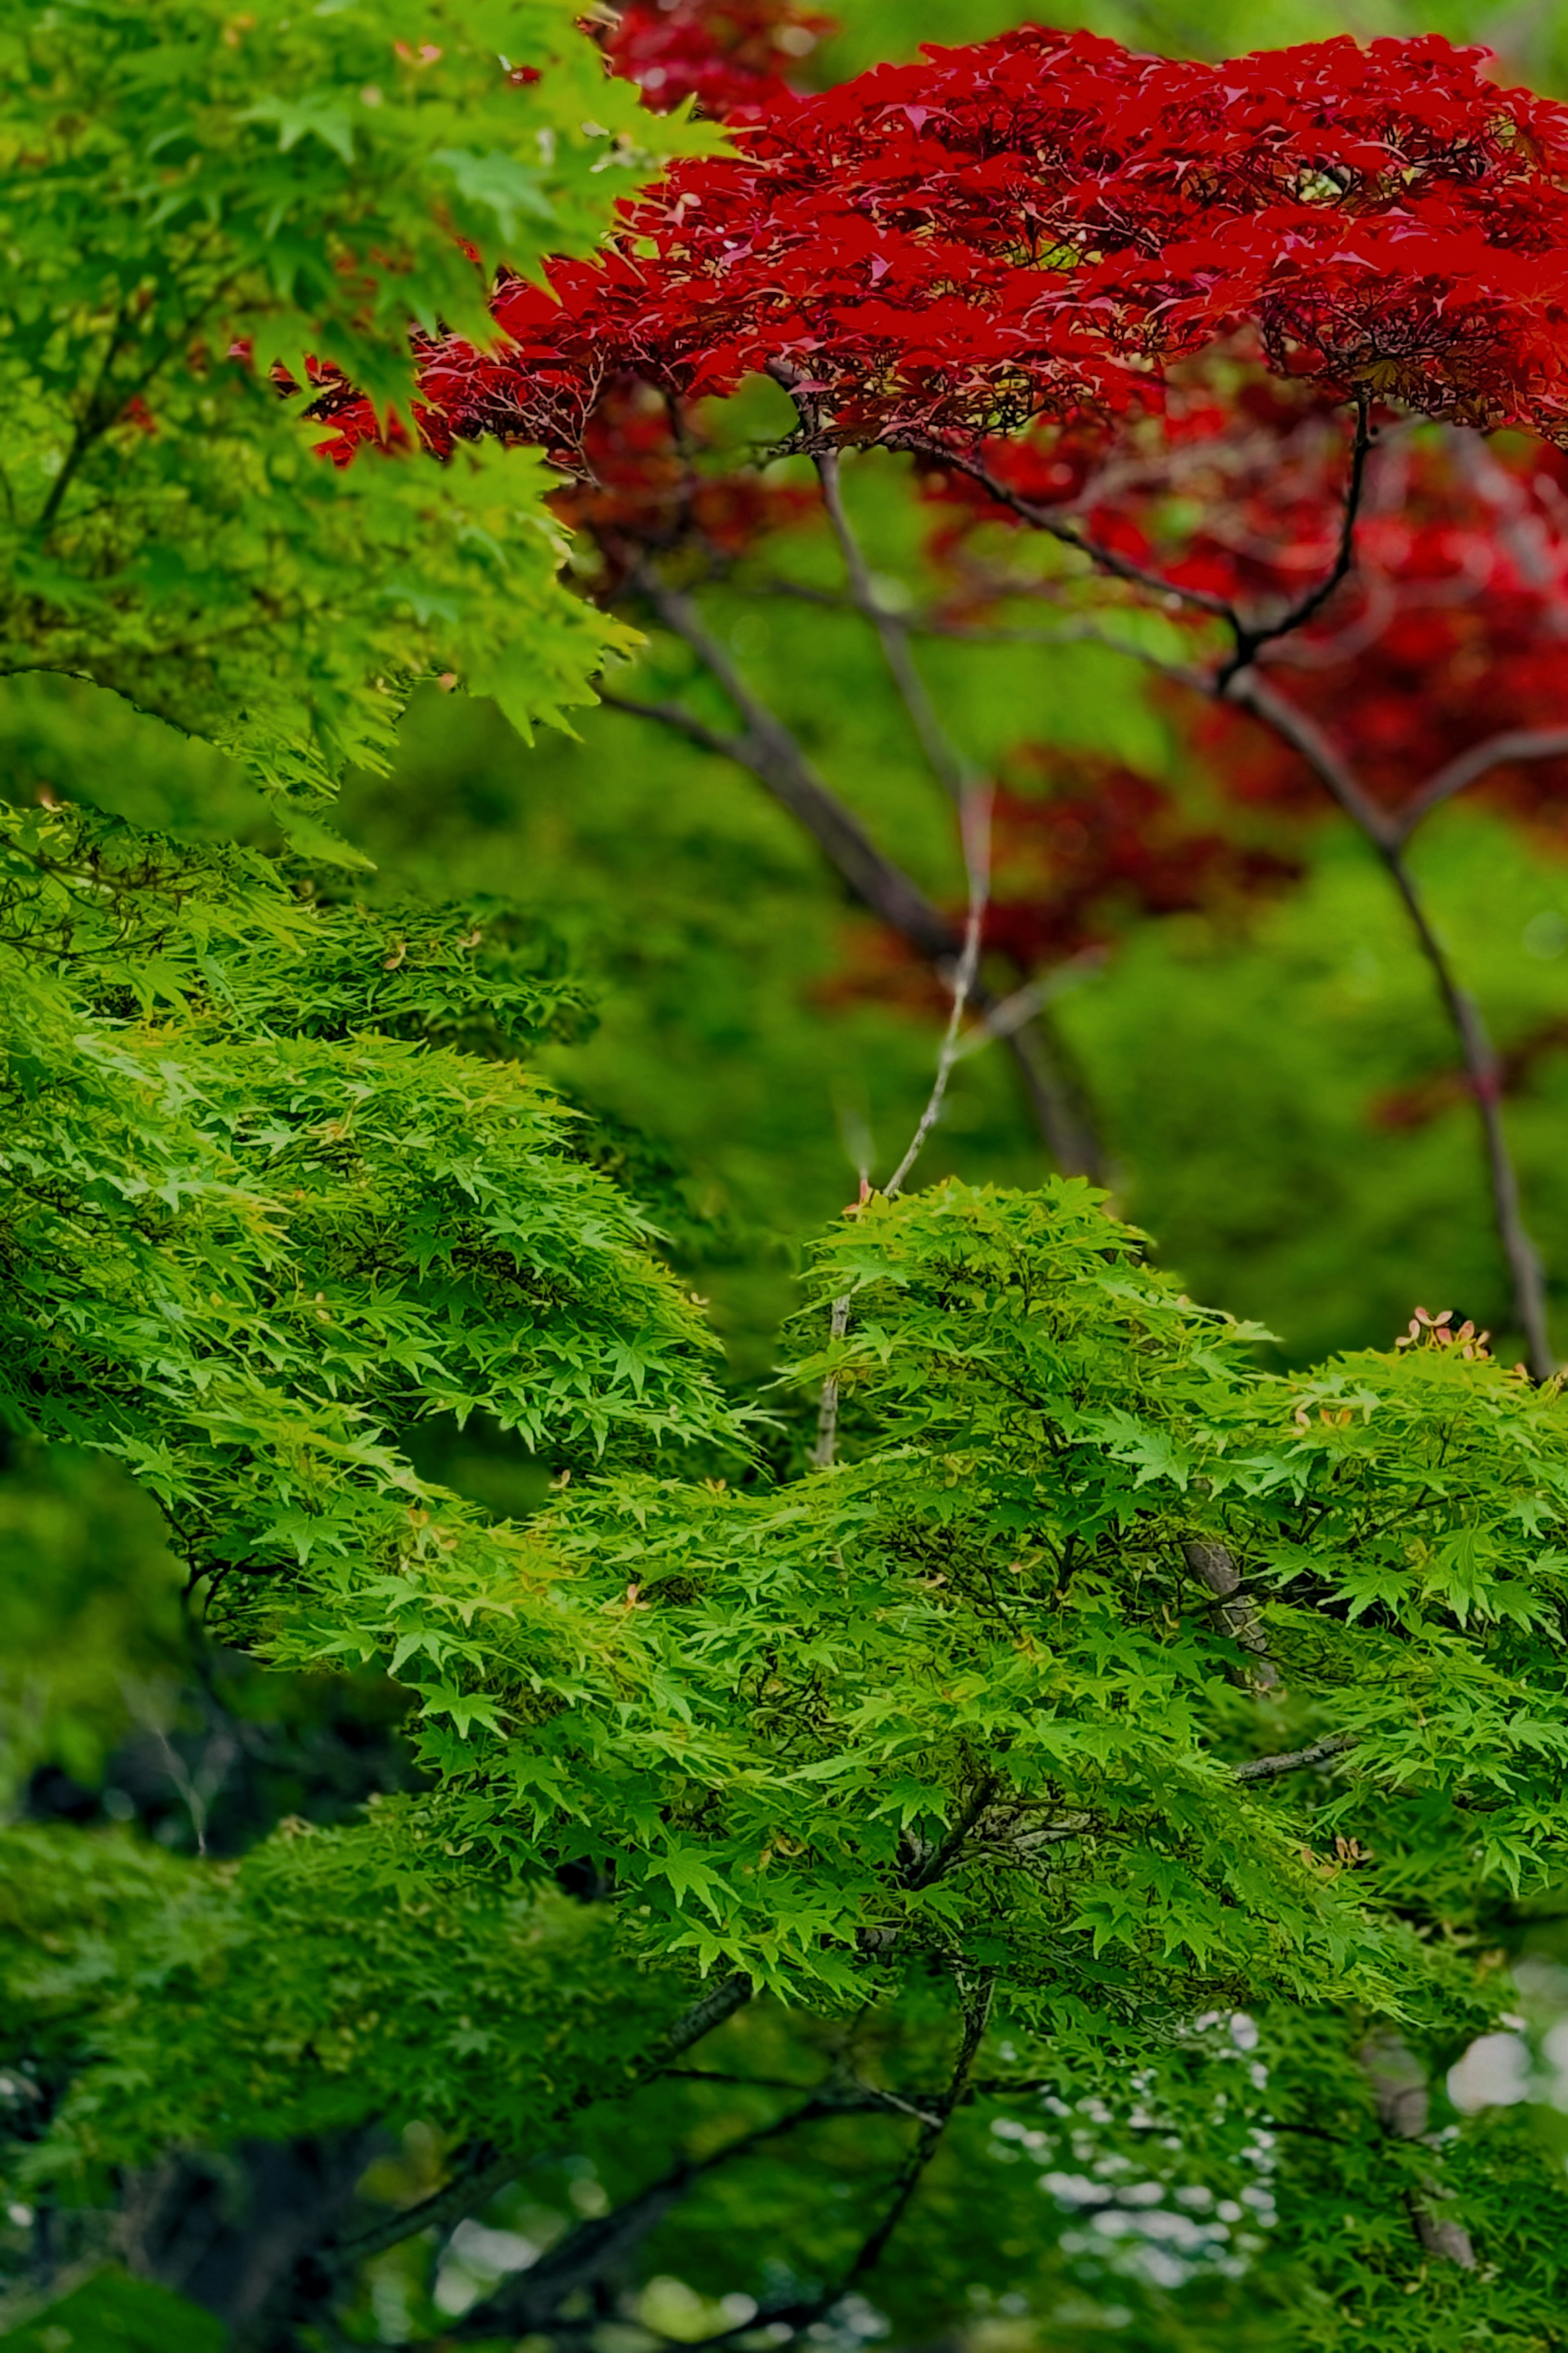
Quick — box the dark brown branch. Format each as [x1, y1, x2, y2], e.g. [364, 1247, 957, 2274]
[453, 2093, 890, 2341]
[1214, 397, 1372, 687]
[1380, 843, 1553, 1376]
[1223, 672, 1554, 1372]
[329, 1973, 753, 2270]
[721, 1986, 994, 2353]
[1392, 726, 1568, 845]
[605, 589, 1102, 1175]
[1222, 670, 1394, 845]
[893, 436, 1243, 629]
[901, 1778, 1001, 1891]
[618, 579, 962, 964]
[833, 1987, 991, 2297]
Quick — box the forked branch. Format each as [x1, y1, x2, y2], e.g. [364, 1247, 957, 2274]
[609, 573, 1101, 1175]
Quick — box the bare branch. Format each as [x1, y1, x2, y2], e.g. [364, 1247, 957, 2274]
[815, 446, 973, 807]
[617, 580, 962, 966]
[606, 588, 1102, 1175]
[833, 1982, 992, 2296]
[1218, 674, 1555, 1375]
[1392, 726, 1568, 844]
[893, 435, 1243, 629]
[950, 949, 1106, 1059]
[454, 2092, 889, 2341]
[1215, 396, 1373, 686]
[1221, 669, 1395, 846]
[884, 784, 991, 1197]
[1381, 843, 1553, 1374]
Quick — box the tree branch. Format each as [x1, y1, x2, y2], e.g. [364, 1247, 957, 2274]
[1183, 1538, 1279, 1692]
[1392, 726, 1568, 845]
[617, 580, 963, 966]
[1223, 673, 1554, 1374]
[605, 586, 1102, 1175]
[815, 446, 972, 807]
[1214, 396, 1372, 687]
[893, 436, 1243, 630]
[1379, 841, 1554, 1378]
[452, 2094, 869, 2341]
[1231, 1733, 1357, 1782]
[1221, 670, 1394, 846]
[884, 786, 990, 1197]
[1360, 2034, 1477, 2269]
[328, 1974, 753, 2270]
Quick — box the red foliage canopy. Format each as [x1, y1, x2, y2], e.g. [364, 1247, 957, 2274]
[413, 27, 1568, 466]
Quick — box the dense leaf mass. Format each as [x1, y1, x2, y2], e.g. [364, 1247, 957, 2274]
[0, 0, 707, 804]
[408, 28, 1568, 467]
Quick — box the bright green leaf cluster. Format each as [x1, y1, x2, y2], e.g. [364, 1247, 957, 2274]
[0, 0, 711, 801]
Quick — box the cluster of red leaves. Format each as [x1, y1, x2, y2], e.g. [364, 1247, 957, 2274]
[594, 0, 831, 121]
[544, 377, 813, 590]
[824, 752, 1300, 1015]
[414, 27, 1568, 472]
[981, 755, 1300, 968]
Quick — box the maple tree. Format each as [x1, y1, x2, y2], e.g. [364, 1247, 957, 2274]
[330, 15, 1568, 1375]
[9, 9, 1568, 2353]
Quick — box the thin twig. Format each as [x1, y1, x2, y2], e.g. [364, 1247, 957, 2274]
[834, 1982, 991, 2295]
[1214, 396, 1373, 686]
[815, 447, 973, 806]
[950, 948, 1106, 1059]
[884, 781, 991, 1198]
[329, 1974, 753, 2269]
[893, 435, 1243, 629]
[604, 602, 1099, 1173]
[1392, 726, 1568, 845]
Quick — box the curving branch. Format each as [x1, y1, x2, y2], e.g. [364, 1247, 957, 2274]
[815, 445, 973, 808]
[607, 575, 1102, 1176]
[328, 1974, 753, 2271]
[1222, 669, 1554, 1377]
[1214, 396, 1373, 686]
[450, 2092, 906, 2342]
[1379, 843, 1553, 1377]
[1391, 725, 1568, 845]
[893, 434, 1244, 629]
[1222, 669, 1394, 845]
